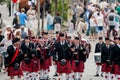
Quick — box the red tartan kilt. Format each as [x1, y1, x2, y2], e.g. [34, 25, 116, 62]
[74, 61, 84, 72]
[114, 64, 120, 75]
[57, 60, 71, 74]
[101, 63, 112, 73]
[71, 60, 75, 71]
[21, 62, 32, 72]
[32, 59, 40, 72]
[48, 58, 52, 66]
[40, 60, 49, 70]
[7, 66, 23, 76]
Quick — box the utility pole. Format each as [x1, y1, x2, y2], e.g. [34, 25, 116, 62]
[41, 0, 45, 31]
[37, 0, 40, 36]
[55, 0, 57, 16]
[61, 0, 64, 23]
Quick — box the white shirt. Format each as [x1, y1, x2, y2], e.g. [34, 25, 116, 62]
[96, 16, 104, 26]
[90, 18, 96, 27]
[1, 38, 12, 51]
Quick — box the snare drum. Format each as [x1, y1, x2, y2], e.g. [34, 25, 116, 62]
[94, 53, 101, 63]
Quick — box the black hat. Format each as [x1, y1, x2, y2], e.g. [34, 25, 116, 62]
[67, 36, 71, 39]
[99, 37, 103, 40]
[56, 31, 59, 34]
[12, 38, 20, 44]
[44, 32, 48, 35]
[118, 37, 120, 40]
[39, 36, 43, 39]
[59, 33, 64, 37]
[74, 37, 79, 40]
[105, 37, 110, 41]
[25, 36, 30, 39]
[31, 36, 35, 39]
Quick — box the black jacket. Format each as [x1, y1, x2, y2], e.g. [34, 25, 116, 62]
[21, 42, 35, 58]
[101, 44, 114, 64]
[54, 41, 72, 61]
[71, 44, 86, 62]
[95, 42, 105, 53]
[5, 45, 23, 67]
[112, 44, 120, 65]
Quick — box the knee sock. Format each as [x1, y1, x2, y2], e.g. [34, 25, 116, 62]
[96, 65, 100, 75]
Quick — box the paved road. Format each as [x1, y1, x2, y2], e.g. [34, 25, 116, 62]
[0, 5, 106, 80]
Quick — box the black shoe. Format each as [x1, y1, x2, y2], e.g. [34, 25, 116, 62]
[101, 74, 103, 77]
[53, 73, 58, 77]
[94, 74, 99, 77]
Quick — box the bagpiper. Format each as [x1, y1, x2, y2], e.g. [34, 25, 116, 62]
[111, 37, 120, 80]
[101, 37, 114, 80]
[5, 38, 23, 80]
[54, 33, 72, 80]
[71, 37, 87, 80]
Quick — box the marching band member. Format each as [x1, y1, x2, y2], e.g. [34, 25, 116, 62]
[21, 36, 35, 59]
[94, 37, 105, 77]
[53, 31, 60, 77]
[54, 33, 72, 80]
[111, 37, 120, 80]
[21, 53, 33, 80]
[5, 38, 23, 80]
[43, 32, 52, 79]
[101, 37, 114, 80]
[72, 37, 86, 80]
[31, 50, 40, 80]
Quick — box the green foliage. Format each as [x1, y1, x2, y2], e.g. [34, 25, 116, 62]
[51, 0, 68, 21]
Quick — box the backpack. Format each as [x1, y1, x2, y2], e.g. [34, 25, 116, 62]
[109, 15, 114, 21]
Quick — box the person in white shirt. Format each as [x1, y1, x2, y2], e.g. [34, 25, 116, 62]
[27, 6, 36, 28]
[96, 12, 104, 37]
[0, 33, 12, 52]
[90, 15, 97, 41]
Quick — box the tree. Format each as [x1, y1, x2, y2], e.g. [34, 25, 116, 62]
[51, 0, 68, 21]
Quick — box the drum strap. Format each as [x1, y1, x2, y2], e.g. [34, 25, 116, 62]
[9, 48, 19, 65]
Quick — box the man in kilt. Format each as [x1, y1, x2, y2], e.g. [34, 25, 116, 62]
[94, 37, 105, 77]
[111, 37, 120, 80]
[54, 33, 72, 80]
[71, 37, 87, 80]
[101, 37, 114, 80]
[5, 38, 23, 80]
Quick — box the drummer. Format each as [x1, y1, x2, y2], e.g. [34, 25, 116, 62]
[94, 37, 105, 77]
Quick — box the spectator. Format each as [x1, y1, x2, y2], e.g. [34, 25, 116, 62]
[21, 27, 27, 39]
[19, 8, 28, 27]
[12, 13, 19, 29]
[115, 2, 120, 16]
[67, 5, 74, 23]
[68, 20, 74, 33]
[84, 6, 93, 36]
[90, 15, 97, 41]
[27, 6, 36, 28]
[0, 13, 3, 28]
[53, 12, 62, 33]
[46, 11, 53, 34]
[107, 9, 119, 38]
[96, 12, 104, 37]
[0, 29, 4, 43]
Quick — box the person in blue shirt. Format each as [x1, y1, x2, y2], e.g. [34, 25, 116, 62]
[19, 8, 28, 26]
